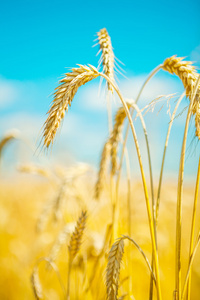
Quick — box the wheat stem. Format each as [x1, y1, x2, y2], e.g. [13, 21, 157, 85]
[100, 73, 162, 300]
[185, 156, 200, 300]
[175, 75, 200, 300]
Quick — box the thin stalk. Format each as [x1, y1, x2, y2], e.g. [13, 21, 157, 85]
[156, 92, 185, 222]
[186, 157, 200, 300]
[182, 232, 200, 299]
[149, 92, 184, 300]
[116, 64, 163, 193]
[67, 261, 72, 300]
[175, 75, 200, 300]
[124, 146, 131, 237]
[124, 146, 132, 299]
[122, 235, 157, 285]
[99, 72, 162, 300]
[107, 91, 113, 135]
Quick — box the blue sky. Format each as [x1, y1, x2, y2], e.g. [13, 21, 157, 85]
[0, 0, 200, 179]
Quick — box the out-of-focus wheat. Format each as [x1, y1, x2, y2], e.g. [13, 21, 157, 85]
[68, 210, 87, 261]
[31, 266, 43, 300]
[95, 141, 111, 200]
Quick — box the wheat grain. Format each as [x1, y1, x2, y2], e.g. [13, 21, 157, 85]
[42, 65, 99, 148]
[162, 56, 200, 139]
[110, 103, 131, 175]
[31, 266, 43, 300]
[68, 210, 87, 261]
[106, 238, 124, 300]
[97, 28, 115, 92]
[95, 141, 111, 200]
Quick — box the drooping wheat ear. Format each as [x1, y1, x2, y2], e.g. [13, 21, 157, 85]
[162, 56, 200, 108]
[42, 65, 99, 148]
[97, 28, 115, 92]
[162, 56, 200, 139]
[110, 103, 132, 175]
[68, 210, 87, 261]
[0, 129, 19, 157]
[95, 141, 111, 200]
[106, 238, 124, 300]
[31, 266, 43, 300]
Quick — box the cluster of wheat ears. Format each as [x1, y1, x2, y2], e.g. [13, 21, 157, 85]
[28, 28, 200, 300]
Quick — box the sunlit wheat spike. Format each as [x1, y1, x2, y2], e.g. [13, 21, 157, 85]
[42, 65, 99, 148]
[162, 56, 200, 139]
[94, 141, 111, 200]
[162, 55, 200, 102]
[31, 266, 44, 300]
[106, 238, 124, 300]
[110, 103, 131, 175]
[97, 28, 115, 92]
[68, 210, 87, 261]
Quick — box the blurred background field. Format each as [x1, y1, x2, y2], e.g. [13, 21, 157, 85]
[0, 172, 200, 299]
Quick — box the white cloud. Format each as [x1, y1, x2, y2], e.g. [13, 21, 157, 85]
[0, 77, 19, 108]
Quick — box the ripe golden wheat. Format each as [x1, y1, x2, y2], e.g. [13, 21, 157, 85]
[68, 210, 87, 261]
[162, 55, 200, 138]
[97, 28, 115, 92]
[42, 65, 99, 148]
[106, 238, 124, 300]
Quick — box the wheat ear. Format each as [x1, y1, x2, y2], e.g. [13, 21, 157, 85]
[95, 141, 111, 200]
[68, 210, 87, 260]
[162, 56, 200, 138]
[106, 238, 124, 300]
[42, 65, 99, 148]
[110, 103, 131, 175]
[31, 266, 43, 300]
[0, 130, 19, 157]
[67, 210, 87, 300]
[97, 28, 115, 92]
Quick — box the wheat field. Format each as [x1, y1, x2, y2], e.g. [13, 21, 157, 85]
[0, 28, 200, 300]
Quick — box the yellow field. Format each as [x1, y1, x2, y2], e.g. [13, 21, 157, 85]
[0, 176, 200, 300]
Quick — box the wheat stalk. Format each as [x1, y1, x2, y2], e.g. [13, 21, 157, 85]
[106, 238, 124, 300]
[97, 28, 115, 92]
[42, 65, 99, 148]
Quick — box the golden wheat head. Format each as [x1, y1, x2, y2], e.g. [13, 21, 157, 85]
[31, 266, 43, 300]
[94, 141, 111, 200]
[162, 55, 200, 138]
[97, 28, 115, 92]
[42, 65, 99, 149]
[68, 210, 87, 261]
[106, 238, 124, 300]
